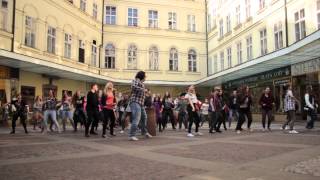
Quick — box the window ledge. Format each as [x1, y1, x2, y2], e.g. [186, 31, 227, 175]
[166, 70, 182, 74]
[185, 71, 201, 75]
[234, 23, 242, 31]
[246, 17, 253, 23]
[224, 31, 232, 37]
[258, 7, 266, 14]
[101, 68, 119, 72]
[145, 70, 163, 73]
[43, 51, 59, 59]
[218, 36, 224, 41]
[166, 28, 180, 32]
[123, 69, 139, 72]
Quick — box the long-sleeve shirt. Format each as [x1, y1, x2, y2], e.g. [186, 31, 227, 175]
[130, 78, 145, 106]
[284, 90, 295, 112]
[86, 91, 99, 112]
[305, 93, 315, 110]
[259, 93, 274, 110]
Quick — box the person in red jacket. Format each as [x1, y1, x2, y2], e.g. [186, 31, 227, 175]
[259, 87, 275, 131]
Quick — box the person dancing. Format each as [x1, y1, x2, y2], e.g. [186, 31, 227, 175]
[185, 85, 202, 137]
[10, 94, 28, 134]
[85, 84, 100, 137]
[101, 82, 117, 138]
[72, 90, 86, 132]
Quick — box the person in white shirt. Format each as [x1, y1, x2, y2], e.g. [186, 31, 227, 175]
[304, 86, 318, 129]
[200, 99, 209, 127]
[185, 85, 203, 137]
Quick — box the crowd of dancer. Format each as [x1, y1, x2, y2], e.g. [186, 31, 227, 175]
[1, 71, 318, 140]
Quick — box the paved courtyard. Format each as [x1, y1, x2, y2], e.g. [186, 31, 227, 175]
[0, 122, 320, 180]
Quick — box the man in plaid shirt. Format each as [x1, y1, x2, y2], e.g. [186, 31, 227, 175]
[129, 71, 152, 141]
[282, 85, 298, 134]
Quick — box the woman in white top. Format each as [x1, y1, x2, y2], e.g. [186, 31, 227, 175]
[185, 85, 203, 137]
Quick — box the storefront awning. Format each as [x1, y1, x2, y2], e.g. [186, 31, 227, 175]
[196, 30, 320, 87]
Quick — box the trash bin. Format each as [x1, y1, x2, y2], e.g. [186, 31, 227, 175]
[146, 107, 156, 136]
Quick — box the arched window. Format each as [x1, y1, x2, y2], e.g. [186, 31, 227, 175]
[128, 44, 137, 69]
[188, 49, 197, 72]
[169, 48, 178, 71]
[105, 44, 115, 69]
[149, 46, 159, 70]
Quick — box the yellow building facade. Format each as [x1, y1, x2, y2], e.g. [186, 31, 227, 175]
[0, 0, 207, 103]
[0, 0, 320, 112]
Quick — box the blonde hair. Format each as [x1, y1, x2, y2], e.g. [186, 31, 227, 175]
[104, 82, 114, 94]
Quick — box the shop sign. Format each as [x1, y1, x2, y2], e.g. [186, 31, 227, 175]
[291, 58, 320, 76]
[223, 67, 291, 89]
[274, 78, 291, 86]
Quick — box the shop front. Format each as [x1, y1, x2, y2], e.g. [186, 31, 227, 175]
[291, 58, 320, 118]
[223, 66, 291, 114]
[0, 65, 19, 104]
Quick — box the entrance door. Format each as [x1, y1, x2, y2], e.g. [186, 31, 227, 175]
[21, 86, 35, 110]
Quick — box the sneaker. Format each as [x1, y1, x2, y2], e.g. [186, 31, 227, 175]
[249, 128, 253, 132]
[289, 130, 299, 134]
[145, 133, 153, 138]
[90, 131, 98, 135]
[236, 130, 241, 134]
[262, 128, 266, 132]
[129, 136, 139, 141]
[120, 130, 124, 134]
[195, 132, 203, 136]
[10, 131, 15, 134]
[187, 133, 194, 137]
[102, 134, 107, 138]
[268, 128, 272, 132]
[85, 134, 90, 138]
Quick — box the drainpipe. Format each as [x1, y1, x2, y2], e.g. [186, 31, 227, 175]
[99, 0, 105, 75]
[205, 0, 209, 77]
[11, 0, 16, 52]
[284, 0, 289, 47]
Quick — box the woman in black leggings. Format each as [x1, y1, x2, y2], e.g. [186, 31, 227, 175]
[101, 82, 117, 138]
[185, 85, 202, 137]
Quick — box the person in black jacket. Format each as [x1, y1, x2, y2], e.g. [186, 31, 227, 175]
[162, 92, 175, 130]
[10, 94, 28, 134]
[101, 82, 117, 138]
[236, 86, 253, 134]
[227, 89, 239, 128]
[85, 84, 99, 137]
[72, 90, 86, 132]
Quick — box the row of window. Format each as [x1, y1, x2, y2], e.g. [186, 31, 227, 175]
[0, 0, 8, 30]
[105, 44, 197, 72]
[105, 6, 197, 32]
[24, 16, 98, 66]
[24, 16, 198, 72]
[67, 0, 98, 20]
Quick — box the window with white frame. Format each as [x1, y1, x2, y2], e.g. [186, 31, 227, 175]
[212, 8, 217, 28]
[236, 5, 241, 25]
[245, 0, 251, 19]
[226, 14, 231, 33]
[105, 43, 115, 69]
[207, 14, 211, 30]
[294, 9, 306, 41]
[274, 22, 283, 50]
[169, 48, 178, 71]
[25, 16, 36, 48]
[47, 26, 56, 54]
[149, 46, 159, 70]
[187, 15, 196, 32]
[148, 10, 158, 28]
[105, 6, 116, 25]
[318, 0, 320, 29]
[1, 0, 8, 31]
[246, 35, 253, 60]
[80, 0, 86, 12]
[259, 0, 265, 10]
[227, 47, 232, 68]
[64, 34, 72, 59]
[188, 49, 197, 72]
[208, 57, 213, 75]
[78, 40, 85, 63]
[128, 44, 137, 69]
[220, 51, 224, 71]
[237, 42, 242, 64]
[168, 12, 177, 30]
[91, 40, 97, 67]
[128, 8, 138, 27]
[260, 28, 268, 55]
[213, 55, 218, 73]
[93, 3, 98, 20]
[219, 19, 223, 38]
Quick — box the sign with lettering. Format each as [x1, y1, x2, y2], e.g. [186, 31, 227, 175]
[223, 67, 291, 89]
[291, 58, 320, 76]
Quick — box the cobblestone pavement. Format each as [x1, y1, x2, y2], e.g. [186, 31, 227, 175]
[0, 122, 319, 180]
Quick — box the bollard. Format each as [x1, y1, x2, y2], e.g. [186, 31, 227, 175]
[146, 107, 156, 136]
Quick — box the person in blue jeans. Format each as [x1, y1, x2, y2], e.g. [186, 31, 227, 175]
[128, 71, 152, 141]
[42, 90, 60, 134]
